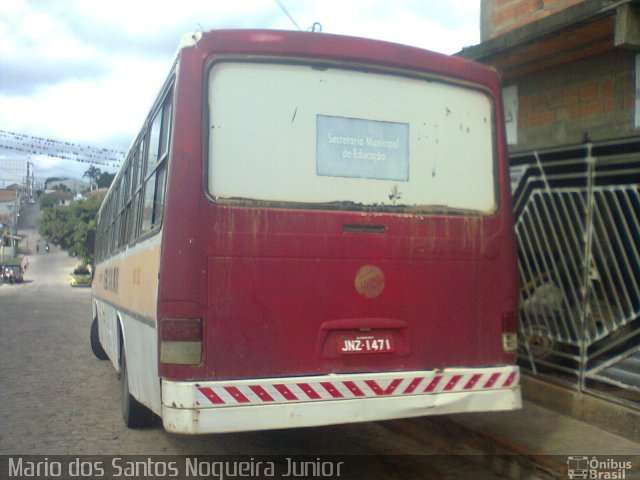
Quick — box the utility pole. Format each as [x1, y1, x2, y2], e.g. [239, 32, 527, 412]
[12, 187, 19, 236]
[25, 161, 35, 200]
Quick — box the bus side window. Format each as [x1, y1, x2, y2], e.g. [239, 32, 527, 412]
[141, 156, 168, 232]
[125, 146, 140, 245]
[141, 171, 156, 233]
[152, 165, 167, 226]
[148, 110, 162, 170]
[141, 90, 172, 234]
[132, 137, 146, 241]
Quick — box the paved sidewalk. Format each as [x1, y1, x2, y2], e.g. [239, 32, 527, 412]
[451, 402, 638, 476]
[402, 375, 640, 479]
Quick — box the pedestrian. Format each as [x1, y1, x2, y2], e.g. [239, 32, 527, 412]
[36, 243, 40, 254]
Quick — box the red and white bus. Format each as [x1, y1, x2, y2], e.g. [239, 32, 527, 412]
[90, 29, 521, 434]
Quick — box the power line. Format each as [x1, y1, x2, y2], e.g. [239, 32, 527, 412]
[274, 0, 301, 31]
[0, 129, 124, 169]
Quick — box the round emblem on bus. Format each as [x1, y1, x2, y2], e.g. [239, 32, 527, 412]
[354, 265, 385, 299]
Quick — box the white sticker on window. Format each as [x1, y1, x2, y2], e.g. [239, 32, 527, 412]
[317, 115, 409, 181]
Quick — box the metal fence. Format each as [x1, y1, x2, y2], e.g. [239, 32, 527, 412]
[510, 137, 640, 408]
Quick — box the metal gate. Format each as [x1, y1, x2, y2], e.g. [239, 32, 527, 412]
[510, 137, 640, 408]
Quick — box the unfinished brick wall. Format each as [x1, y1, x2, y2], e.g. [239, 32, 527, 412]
[513, 50, 635, 150]
[482, 0, 586, 40]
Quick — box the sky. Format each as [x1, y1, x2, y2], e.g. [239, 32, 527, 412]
[0, 0, 481, 185]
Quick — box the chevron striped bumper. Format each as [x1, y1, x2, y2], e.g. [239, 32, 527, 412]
[161, 366, 521, 434]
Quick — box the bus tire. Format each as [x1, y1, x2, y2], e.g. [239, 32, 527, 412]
[120, 350, 155, 428]
[90, 317, 109, 360]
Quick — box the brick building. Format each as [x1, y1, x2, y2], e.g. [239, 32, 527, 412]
[460, 0, 639, 150]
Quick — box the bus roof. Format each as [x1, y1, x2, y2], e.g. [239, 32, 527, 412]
[181, 29, 501, 92]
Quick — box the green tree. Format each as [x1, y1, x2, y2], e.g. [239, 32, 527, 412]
[40, 191, 74, 209]
[38, 193, 105, 265]
[52, 184, 71, 193]
[83, 165, 102, 189]
[39, 192, 62, 209]
[97, 171, 115, 189]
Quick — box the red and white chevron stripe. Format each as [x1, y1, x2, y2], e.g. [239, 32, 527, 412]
[196, 368, 519, 407]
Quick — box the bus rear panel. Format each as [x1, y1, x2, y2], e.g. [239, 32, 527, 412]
[158, 31, 520, 433]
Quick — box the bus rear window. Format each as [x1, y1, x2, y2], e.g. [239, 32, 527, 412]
[207, 60, 496, 214]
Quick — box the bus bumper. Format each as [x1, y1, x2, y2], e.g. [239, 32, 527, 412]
[161, 366, 521, 434]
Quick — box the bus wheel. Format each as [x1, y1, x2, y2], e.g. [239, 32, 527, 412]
[120, 350, 155, 428]
[90, 318, 109, 360]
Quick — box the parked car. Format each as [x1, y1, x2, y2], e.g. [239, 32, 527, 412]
[3, 265, 24, 284]
[71, 265, 92, 287]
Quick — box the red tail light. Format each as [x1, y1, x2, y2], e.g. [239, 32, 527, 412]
[160, 318, 203, 365]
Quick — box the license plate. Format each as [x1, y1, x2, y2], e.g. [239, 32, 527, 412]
[338, 333, 394, 354]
